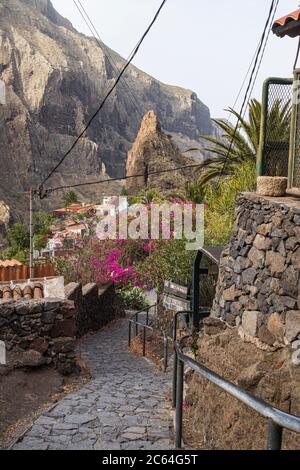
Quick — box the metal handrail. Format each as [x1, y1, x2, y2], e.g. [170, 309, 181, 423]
[174, 336, 300, 450]
[128, 304, 169, 372]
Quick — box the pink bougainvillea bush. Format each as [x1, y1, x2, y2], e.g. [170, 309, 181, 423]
[54, 199, 197, 308]
[89, 239, 147, 287]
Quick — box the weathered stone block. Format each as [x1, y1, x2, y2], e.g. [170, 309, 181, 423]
[15, 301, 30, 316]
[51, 320, 75, 338]
[281, 266, 299, 297]
[248, 247, 265, 268]
[285, 311, 300, 343]
[253, 234, 271, 251]
[12, 350, 47, 368]
[242, 268, 257, 284]
[265, 251, 286, 275]
[292, 247, 300, 271]
[30, 337, 49, 355]
[41, 310, 56, 324]
[268, 313, 285, 339]
[257, 223, 272, 236]
[0, 302, 15, 318]
[242, 311, 263, 337]
[52, 337, 75, 353]
[223, 285, 241, 301]
[258, 325, 276, 346]
[256, 176, 287, 197]
[61, 301, 76, 319]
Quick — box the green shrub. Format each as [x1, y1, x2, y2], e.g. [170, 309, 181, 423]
[204, 161, 256, 246]
[118, 286, 149, 310]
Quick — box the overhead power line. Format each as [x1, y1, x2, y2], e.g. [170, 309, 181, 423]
[37, 162, 205, 198]
[244, 0, 280, 119]
[73, 0, 142, 118]
[218, 0, 280, 183]
[38, 0, 168, 194]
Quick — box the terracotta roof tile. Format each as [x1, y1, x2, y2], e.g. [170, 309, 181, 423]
[0, 259, 22, 268]
[273, 8, 300, 37]
[0, 283, 44, 300]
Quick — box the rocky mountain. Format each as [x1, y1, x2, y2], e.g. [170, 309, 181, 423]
[126, 111, 194, 195]
[0, 0, 214, 222]
[0, 201, 10, 247]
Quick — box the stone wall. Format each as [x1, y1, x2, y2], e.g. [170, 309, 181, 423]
[185, 326, 300, 449]
[211, 192, 300, 348]
[0, 298, 76, 375]
[65, 281, 125, 338]
[0, 282, 125, 375]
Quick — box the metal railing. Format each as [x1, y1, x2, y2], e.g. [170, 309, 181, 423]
[128, 306, 300, 449]
[128, 304, 169, 372]
[174, 335, 300, 450]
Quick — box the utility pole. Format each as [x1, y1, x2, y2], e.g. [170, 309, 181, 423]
[29, 188, 34, 279]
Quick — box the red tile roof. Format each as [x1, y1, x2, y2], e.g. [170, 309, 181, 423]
[273, 8, 300, 37]
[0, 259, 22, 268]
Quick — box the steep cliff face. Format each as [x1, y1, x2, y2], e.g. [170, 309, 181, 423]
[0, 201, 10, 247]
[126, 111, 194, 194]
[0, 0, 213, 219]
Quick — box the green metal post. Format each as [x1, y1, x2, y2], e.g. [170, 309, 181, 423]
[288, 70, 299, 189]
[257, 79, 269, 177]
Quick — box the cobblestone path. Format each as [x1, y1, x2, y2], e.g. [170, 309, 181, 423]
[13, 319, 174, 450]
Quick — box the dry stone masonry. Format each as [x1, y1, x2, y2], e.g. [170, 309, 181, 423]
[0, 282, 124, 375]
[211, 192, 300, 348]
[65, 282, 124, 338]
[0, 298, 76, 375]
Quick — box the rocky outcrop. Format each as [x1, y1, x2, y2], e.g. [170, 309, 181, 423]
[0, 201, 10, 246]
[0, 0, 213, 220]
[126, 111, 194, 194]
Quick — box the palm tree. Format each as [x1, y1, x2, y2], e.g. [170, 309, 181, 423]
[184, 181, 205, 204]
[196, 98, 291, 184]
[132, 188, 163, 204]
[63, 191, 79, 207]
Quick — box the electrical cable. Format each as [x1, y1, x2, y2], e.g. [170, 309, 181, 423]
[217, 0, 279, 184]
[38, 0, 168, 194]
[243, 0, 280, 119]
[73, 0, 143, 118]
[294, 37, 300, 70]
[37, 162, 206, 198]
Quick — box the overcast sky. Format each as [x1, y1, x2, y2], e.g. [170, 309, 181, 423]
[52, 0, 299, 118]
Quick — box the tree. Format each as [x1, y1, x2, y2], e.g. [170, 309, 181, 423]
[7, 223, 30, 262]
[63, 191, 79, 207]
[196, 98, 291, 184]
[8, 223, 29, 253]
[5, 211, 54, 260]
[33, 211, 54, 252]
[129, 188, 164, 205]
